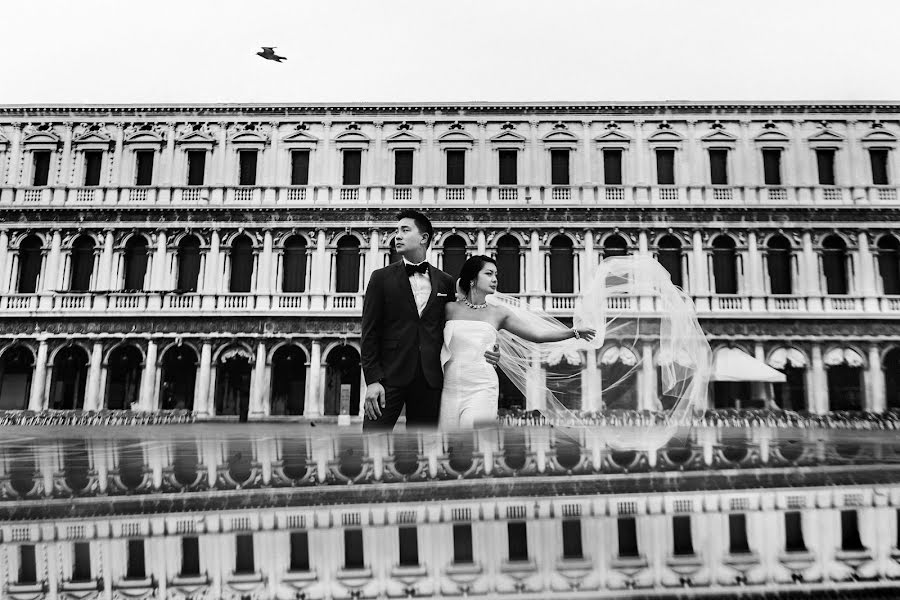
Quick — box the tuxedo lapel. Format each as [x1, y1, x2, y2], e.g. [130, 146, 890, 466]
[420, 264, 441, 317]
[394, 261, 420, 318]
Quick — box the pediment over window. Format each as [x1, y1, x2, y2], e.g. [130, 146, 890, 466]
[176, 130, 217, 146]
[22, 131, 61, 148]
[229, 131, 269, 146]
[807, 128, 845, 146]
[333, 130, 371, 145]
[490, 130, 526, 149]
[438, 129, 474, 144]
[647, 129, 684, 145]
[754, 128, 790, 145]
[700, 129, 738, 146]
[541, 129, 579, 144]
[72, 130, 114, 151]
[281, 130, 320, 147]
[861, 128, 897, 147]
[385, 130, 422, 144]
[594, 129, 632, 145]
[125, 130, 165, 146]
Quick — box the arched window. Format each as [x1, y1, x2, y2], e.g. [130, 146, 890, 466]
[69, 236, 95, 292]
[388, 238, 401, 266]
[885, 347, 900, 410]
[549, 236, 574, 293]
[325, 345, 361, 416]
[441, 235, 467, 279]
[271, 345, 306, 416]
[825, 348, 864, 411]
[17, 235, 43, 294]
[215, 347, 253, 420]
[599, 347, 638, 410]
[160, 345, 198, 411]
[49, 346, 89, 410]
[0, 346, 34, 410]
[176, 236, 201, 292]
[766, 235, 793, 295]
[335, 236, 361, 293]
[822, 235, 849, 295]
[123, 236, 149, 291]
[877, 235, 900, 295]
[229, 235, 254, 293]
[769, 347, 807, 411]
[712, 235, 738, 294]
[105, 345, 143, 410]
[495, 235, 521, 293]
[656, 235, 683, 288]
[602, 234, 629, 259]
[282, 235, 308, 293]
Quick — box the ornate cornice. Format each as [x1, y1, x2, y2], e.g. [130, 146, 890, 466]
[1, 101, 900, 118]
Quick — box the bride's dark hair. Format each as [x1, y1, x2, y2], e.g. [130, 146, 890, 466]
[457, 255, 497, 294]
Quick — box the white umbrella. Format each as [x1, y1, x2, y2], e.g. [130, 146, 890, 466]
[711, 347, 786, 383]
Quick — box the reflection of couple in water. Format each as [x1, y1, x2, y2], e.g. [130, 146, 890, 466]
[362, 210, 711, 447]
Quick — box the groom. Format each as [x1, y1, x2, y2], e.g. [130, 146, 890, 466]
[361, 209, 498, 431]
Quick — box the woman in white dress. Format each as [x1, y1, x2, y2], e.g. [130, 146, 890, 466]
[439, 255, 596, 430]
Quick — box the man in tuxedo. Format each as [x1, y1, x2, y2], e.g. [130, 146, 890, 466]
[361, 210, 497, 430]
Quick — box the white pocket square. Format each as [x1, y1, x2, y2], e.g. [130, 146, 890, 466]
[437, 293, 448, 297]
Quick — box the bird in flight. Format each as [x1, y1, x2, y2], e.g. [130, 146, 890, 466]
[257, 47, 287, 62]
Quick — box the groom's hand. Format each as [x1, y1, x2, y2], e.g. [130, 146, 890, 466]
[484, 343, 500, 366]
[364, 382, 386, 420]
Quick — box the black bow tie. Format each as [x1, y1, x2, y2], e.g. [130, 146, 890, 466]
[405, 262, 429, 276]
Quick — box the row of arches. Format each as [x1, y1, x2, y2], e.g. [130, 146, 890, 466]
[2, 341, 898, 415]
[10, 231, 900, 296]
[0, 342, 361, 417]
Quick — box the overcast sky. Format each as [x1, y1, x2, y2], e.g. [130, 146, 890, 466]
[2, 0, 899, 105]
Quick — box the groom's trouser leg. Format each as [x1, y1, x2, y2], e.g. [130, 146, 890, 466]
[404, 365, 441, 429]
[362, 385, 406, 431]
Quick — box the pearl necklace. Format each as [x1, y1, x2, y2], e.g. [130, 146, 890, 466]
[461, 297, 488, 310]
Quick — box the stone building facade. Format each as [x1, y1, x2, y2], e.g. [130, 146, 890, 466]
[0, 102, 899, 418]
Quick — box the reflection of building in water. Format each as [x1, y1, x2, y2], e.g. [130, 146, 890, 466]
[1, 427, 899, 598]
[0, 103, 899, 416]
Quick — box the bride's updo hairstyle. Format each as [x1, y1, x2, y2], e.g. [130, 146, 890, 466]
[457, 255, 496, 295]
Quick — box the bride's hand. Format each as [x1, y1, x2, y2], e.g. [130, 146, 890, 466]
[574, 327, 597, 342]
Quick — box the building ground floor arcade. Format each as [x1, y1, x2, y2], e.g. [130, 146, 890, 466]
[0, 319, 898, 417]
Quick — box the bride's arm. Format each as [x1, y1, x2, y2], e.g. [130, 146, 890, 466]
[497, 306, 595, 343]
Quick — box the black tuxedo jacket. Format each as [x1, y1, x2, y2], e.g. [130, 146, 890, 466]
[361, 260, 455, 389]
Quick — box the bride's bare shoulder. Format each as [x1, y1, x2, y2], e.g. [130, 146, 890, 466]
[445, 300, 461, 316]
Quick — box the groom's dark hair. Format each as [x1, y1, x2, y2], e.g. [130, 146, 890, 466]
[458, 255, 497, 294]
[397, 209, 433, 247]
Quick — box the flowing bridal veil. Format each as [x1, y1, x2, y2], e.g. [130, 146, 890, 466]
[488, 255, 712, 450]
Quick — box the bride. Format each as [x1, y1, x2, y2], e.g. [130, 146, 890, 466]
[439, 253, 712, 447]
[439, 255, 596, 430]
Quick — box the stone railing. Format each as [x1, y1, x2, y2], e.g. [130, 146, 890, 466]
[4, 184, 900, 207]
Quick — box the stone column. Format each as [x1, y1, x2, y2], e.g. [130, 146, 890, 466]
[249, 342, 267, 417]
[810, 344, 829, 414]
[151, 230, 168, 291]
[38, 230, 62, 310]
[475, 121, 487, 201]
[83, 342, 104, 411]
[747, 231, 765, 311]
[802, 230, 823, 311]
[161, 124, 176, 188]
[0, 230, 9, 294]
[5, 124, 23, 188]
[58, 123, 74, 192]
[195, 341, 213, 416]
[309, 229, 327, 310]
[477, 230, 487, 256]
[866, 344, 885, 413]
[640, 342, 658, 411]
[581, 229, 595, 288]
[268, 122, 280, 188]
[528, 230, 542, 296]
[139, 340, 158, 411]
[214, 123, 228, 187]
[751, 343, 771, 406]
[582, 348, 599, 412]
[581, 120, 593, 185]
[857, 232, 878, 311]
[201, 229, 221, 308]
[257, 229, 274, 306]
[527, 120, 540, 190]
[111, 123, 125, 188]
[372, 121, 384, 187]
[691, 230, 710, 311]
[365, 229, 380, 282]
[28, 340, 49, 411]
[307, 340, 322, 417]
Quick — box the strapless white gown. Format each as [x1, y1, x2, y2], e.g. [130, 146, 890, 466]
[439, 320, 499, 430]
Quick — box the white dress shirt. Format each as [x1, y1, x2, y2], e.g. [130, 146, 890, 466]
[403, 257, 432, 315]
